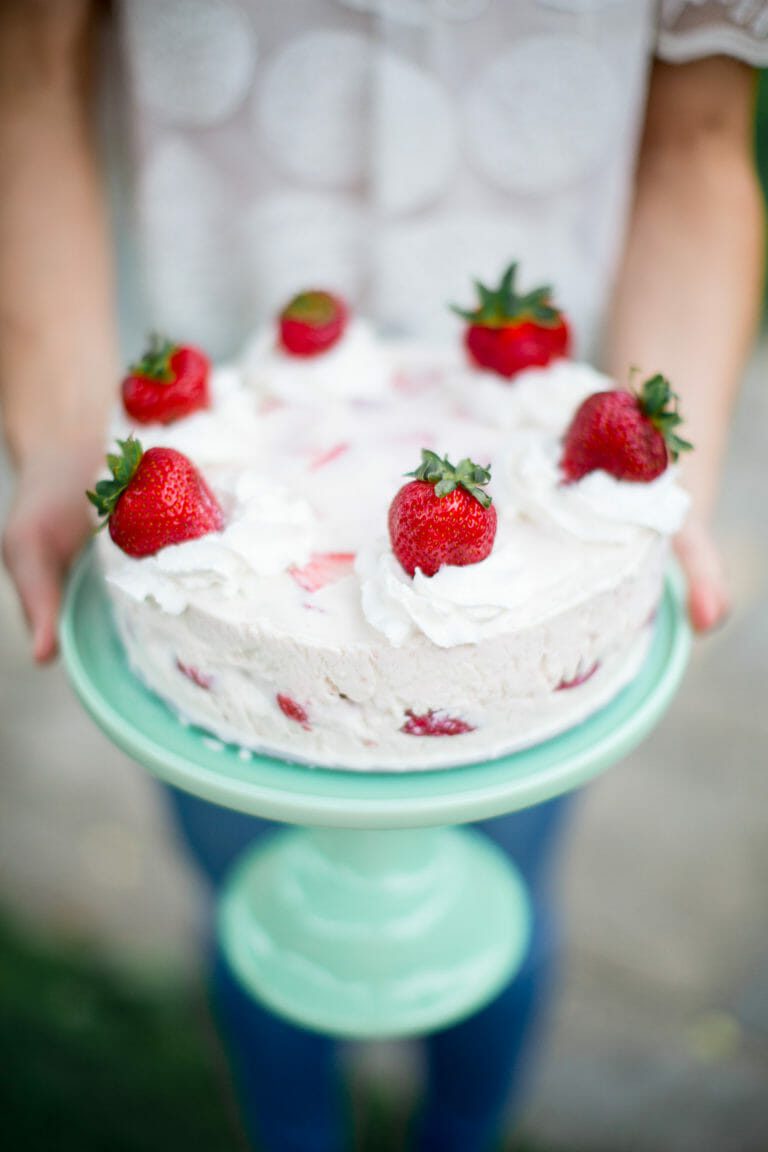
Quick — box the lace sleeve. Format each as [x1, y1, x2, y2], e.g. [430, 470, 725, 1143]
[657, 1, 768, 65]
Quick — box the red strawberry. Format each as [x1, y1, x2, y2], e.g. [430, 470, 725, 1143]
[279, 290, 348, 357]
[388, 450, 497, 578]
[561, 374, 692, 484]
[122, 334, 210, 425]
[401, 710, 474, 737]
[452, 262, 570, 380]
[87, 437, 223, 557]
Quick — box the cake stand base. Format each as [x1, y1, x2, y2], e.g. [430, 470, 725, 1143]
[220, 825, 529, 1038]
[61, 549, 690, 1038]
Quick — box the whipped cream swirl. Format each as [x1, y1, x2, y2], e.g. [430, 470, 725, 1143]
[242, 319, 390, 403]
[358, 432, 687, 649]
[447, 359, 607, 434]
[112, 364, 263, 467]
[105, 470, 315, 614]
[498, 434, 690, 543]
[357, 528, 588, 648]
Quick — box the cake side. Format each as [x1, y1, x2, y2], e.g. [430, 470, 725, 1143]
[105, 535, 664, 770]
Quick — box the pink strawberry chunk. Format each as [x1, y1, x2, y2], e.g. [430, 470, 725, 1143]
[259, 396, 285, 415]
[309, 442, 349, 470]
[401, 709, 474, 737]
[556, 662, 599, 691]
[288, 552, 355, 593]
[277, 693, 311, 730]
[392, 368, 440, 395]
[176, 659, 213, 690]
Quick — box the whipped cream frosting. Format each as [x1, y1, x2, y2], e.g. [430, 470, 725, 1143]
[357, 530, 571, 648]
[111, 364, 264, 466]
[357, 364, 688, 649]
[447, 357, 605, 433]
[242, 318, 390, 403]
[105, 470, 315, 614]
[497, 434, 690, 544]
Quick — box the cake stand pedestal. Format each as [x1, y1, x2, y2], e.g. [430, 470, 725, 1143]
[61, 550, 690, 1039]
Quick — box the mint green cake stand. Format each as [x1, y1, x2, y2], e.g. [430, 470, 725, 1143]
[60, 549, 690, 1039]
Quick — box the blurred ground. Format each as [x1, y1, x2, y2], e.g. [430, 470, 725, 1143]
[1, 338, 767, 1151]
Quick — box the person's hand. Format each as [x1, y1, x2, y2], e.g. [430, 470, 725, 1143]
[2, 443, 101, 662]
[672, 438, 730, 635]
[674, 516, 729, 635]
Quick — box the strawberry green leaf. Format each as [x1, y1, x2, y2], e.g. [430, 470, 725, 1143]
[498, 262, 518, 301]
[451, 262, 563, 328]
[668, 432, 694, 458]
[86, 437, 144, 526]
[129, 333, 177, 383]
[636, 374, 693, 462]
[407, 449, 493, 509]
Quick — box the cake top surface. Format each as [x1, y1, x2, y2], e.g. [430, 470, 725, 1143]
[100, 319, 689, 651]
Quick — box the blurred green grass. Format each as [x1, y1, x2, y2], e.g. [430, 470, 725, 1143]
[0, 919, 242, 1151]
[758, 73, 768, 308]
[0, 918, 554, 1152]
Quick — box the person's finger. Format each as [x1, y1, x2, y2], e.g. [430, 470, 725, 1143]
[2, 524, 63, 662]
[674, 521, 729, 634]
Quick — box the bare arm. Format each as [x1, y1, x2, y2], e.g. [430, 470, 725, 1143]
[609, 57, 764, 632]
[0, 0, 116, 660]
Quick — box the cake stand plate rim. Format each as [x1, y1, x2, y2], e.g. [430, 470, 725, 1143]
[59, 547, 691, 828]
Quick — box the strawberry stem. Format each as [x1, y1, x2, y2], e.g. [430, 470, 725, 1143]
[451, 262, 562, 328]
[407, 449, 493, 509]
[129, 333, 177, 382]
[87, 437, 144, 525]
[281, 291, 338, 327]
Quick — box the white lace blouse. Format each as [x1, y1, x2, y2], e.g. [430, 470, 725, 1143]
[110, 1, 768, 361]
